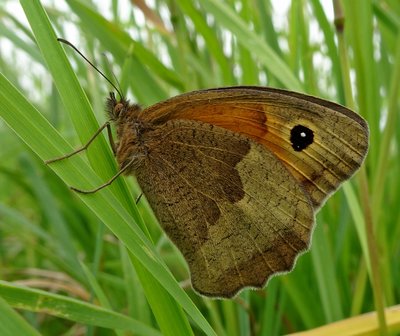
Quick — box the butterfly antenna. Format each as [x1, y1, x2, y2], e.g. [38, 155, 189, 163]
[101, 52, 125, 100]
[57, 38, 124, 99]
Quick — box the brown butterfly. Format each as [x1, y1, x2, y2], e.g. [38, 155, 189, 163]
[49, 41, 369, 298]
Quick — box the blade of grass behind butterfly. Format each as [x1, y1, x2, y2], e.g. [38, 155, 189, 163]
[166, 0, 227, 89]
[0, 281, 161, 335]
[196, 0, 303, 91]
[119, 243, 152, 324]
[19, 155, 85, 283]
[167, 2, 202, 90]
[132, 0, 170, 36]
[372, 33, 400, 306]
[0, 204, 52, 243]
[348, 0, 400, 308]
[66, 0, 183, 96]
[370, 1, 400, 306]
[259, 277, 281, 335]
[201, 0, 302, 91]
[256, 0, 283, 59]
[79, 262, 124, 336]
[297, 4, 317, 95]
[236, 0, 260, 85]
[1, 197, 94, 282]
[163, 33, 216, 89]
[73, 17, 167, 106]
[0, 21, 43, 65]
[281, 275, 319, 329]
[372, 1, 399, 35]
[371, 24, 400, 222]
[336, 2, 387, 334]
[315, 0, 376, 323]
[287, 1, 316, 94]
[119, 44, 168, 106]
[309, 0, 345, 103]
[173, 0, 234, 85]
[203, 300, 227, 336]
[16, 2, 213, 335]
[343, 2, 380, 172]
[0, 11, 45, 90]
[310, 213, 344, 322]
[0, 72, 214, 336]
[0, 296, 40, 336]
[287, 1, 301, 80]
[0, 7, 35, 41]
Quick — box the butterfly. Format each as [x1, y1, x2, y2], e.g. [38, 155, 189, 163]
[51, 85, 368, 298]
[49, 39, 369, 299]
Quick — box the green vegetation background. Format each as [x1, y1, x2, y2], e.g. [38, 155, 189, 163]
[0, 0, 399, 335]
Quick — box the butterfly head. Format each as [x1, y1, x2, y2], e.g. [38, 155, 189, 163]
[106, 92, 149, 171]
[106, 92, 142, 124]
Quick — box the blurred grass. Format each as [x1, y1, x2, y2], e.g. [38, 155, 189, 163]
[0, 0, 399, 335]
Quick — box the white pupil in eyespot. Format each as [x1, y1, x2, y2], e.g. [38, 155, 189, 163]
[300, 132, 306, 137]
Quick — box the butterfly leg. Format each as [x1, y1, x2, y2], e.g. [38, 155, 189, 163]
[106, 122, 117, 155]
[70, 156, 136, 194]
[45, 121, 114, 164]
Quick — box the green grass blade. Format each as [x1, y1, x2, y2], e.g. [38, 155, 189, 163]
[198, 0, 303, 91]
[0, 281, 160, 335]
[0, 295, 41, 336]
[19, 155, 84, 282]
[66, 0, 183, 95]
[310, 0, 344, 102]
[119, 243, 152, 323]
[173, 0, 234, 85]
[311, 219, 343, 322]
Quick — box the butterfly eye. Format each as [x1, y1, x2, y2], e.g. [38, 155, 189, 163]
[114, 103, 124, 117]
[290, 125, 314, 151]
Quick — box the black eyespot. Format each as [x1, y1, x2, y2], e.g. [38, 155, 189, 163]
[290, 125, 314, 152]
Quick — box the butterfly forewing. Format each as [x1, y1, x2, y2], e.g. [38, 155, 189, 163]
[141, 87, 369, 209]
